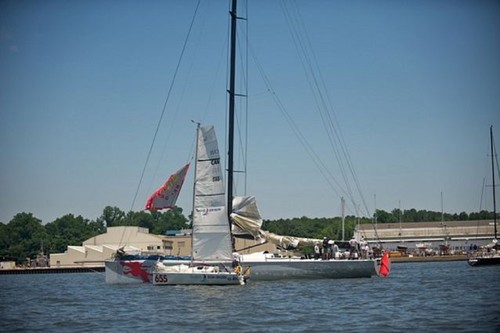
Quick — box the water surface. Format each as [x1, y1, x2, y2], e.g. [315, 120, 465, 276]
[1, 261, 498, 332]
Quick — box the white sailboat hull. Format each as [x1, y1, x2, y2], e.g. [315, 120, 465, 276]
[240, 257, 377, 280]
[105, 258, 190, 284]
[105, 255, 378, 284]
[152, 271, 243, 285]
[152, 266, 244, 286]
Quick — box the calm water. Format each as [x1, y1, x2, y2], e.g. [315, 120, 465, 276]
[0, 261, 499, 332]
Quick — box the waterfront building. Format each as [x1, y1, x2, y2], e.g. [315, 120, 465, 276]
[49, 226, 275, 268]
[355, 219, 496, 254]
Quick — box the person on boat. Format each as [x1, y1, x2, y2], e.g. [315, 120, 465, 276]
[331, 241, 339, 260]
[322, 237, 329, 260]
[327, 240, 334, 259]
[314, 242, 321, 259]
[349, 237, 359, 259]
[360, 237, 368, 259]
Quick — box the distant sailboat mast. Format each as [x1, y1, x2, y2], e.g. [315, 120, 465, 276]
[490, 126, 497, 239]
[341, 197, 345, 241]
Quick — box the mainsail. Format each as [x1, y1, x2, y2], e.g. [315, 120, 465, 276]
[192, 126, 232, 261]
[145, 163, 190, 210]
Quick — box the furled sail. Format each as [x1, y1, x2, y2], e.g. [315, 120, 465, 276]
[230, 195, 323, 250]
[145, 163, 190, 210]
[257, 230, 322, 250]
[231, 196, 263, 238]
[192, 126, 232, 261]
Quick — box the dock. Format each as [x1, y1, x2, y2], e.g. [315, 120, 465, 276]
[390, 254, 467, 263]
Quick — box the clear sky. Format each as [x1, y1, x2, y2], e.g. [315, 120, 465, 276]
[1, 0, 499, 224]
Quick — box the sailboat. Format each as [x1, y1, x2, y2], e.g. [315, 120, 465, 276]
[105, 0, 383, 284]
[151, 125, 247, 285]
[468, 126, 500, 266]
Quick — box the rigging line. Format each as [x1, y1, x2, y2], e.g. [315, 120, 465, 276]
[287, 0, 370, 218]
[247, 28, 364, 216]
[282, 2, 353, 201]
[243, 0, 249, 196]
[479, 177, 486, 211]
[292, 0, 371, 217]
[250, 46, 350, 206]
[234, 17, 249, 196]
[280, 1, 369, 217]
[494, 132, 500, 187]
[130, 0, 202, 211]
[152, 2, 213, 188]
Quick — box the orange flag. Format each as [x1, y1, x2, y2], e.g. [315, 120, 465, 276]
[378, 250, 391, 277]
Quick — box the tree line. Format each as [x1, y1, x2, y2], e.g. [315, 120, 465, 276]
[0, 206, 496, 264]
[0, 206, 188, 264]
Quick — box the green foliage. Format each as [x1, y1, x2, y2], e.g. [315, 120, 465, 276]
[262, 215, 371, 240]
[102, 206, 190, 234]
[0, 213, 47, 263]
[0, 206, 497, 265]
[44, 214, 100, 254]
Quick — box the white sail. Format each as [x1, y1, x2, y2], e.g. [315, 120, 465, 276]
[231, 196, 263, 238]
[192, 126, 232, 261]
[230, 196, 322, 249]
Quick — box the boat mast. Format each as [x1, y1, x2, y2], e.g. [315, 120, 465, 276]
[227, 0, 237, 229]
[191, 122, 201, 261]
[341, 197, 345, 241]
[490, 126, 497, 239]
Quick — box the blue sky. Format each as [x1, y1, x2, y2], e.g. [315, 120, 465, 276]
[1, 0, 499, 224]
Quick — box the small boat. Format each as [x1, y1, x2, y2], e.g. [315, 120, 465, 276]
[468, 126, 499, 267]
[150, 125, 248, 285]
[468, 239, 500, 266]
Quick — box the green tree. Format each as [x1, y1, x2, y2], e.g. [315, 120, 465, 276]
[375, 209, 396, 224]
[0, 223, 8, 257]
[100, 206, 126, 227]
[151, 207, 189, 235]
[3, 213, 47, 264]
[44, 214, 96, 253]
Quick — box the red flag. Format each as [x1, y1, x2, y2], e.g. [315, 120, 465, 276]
[378, 250, 391, 277]
[145, 163, 190, 210]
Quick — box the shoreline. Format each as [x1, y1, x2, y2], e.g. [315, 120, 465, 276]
[390, 254, 467, 263]
[0, 266, 104, 275]
[0, 255, 470, 275]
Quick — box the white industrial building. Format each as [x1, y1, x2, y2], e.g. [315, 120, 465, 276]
[355, 219, 497, 253]
[49, 226, 275, 268]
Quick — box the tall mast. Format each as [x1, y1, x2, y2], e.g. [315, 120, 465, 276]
[227, 0, 237, 226]
[490, 126, 497, 239]
[191, 122, 200, 261]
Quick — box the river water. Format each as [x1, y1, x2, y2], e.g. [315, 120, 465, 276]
[0, 261, 498, 332]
